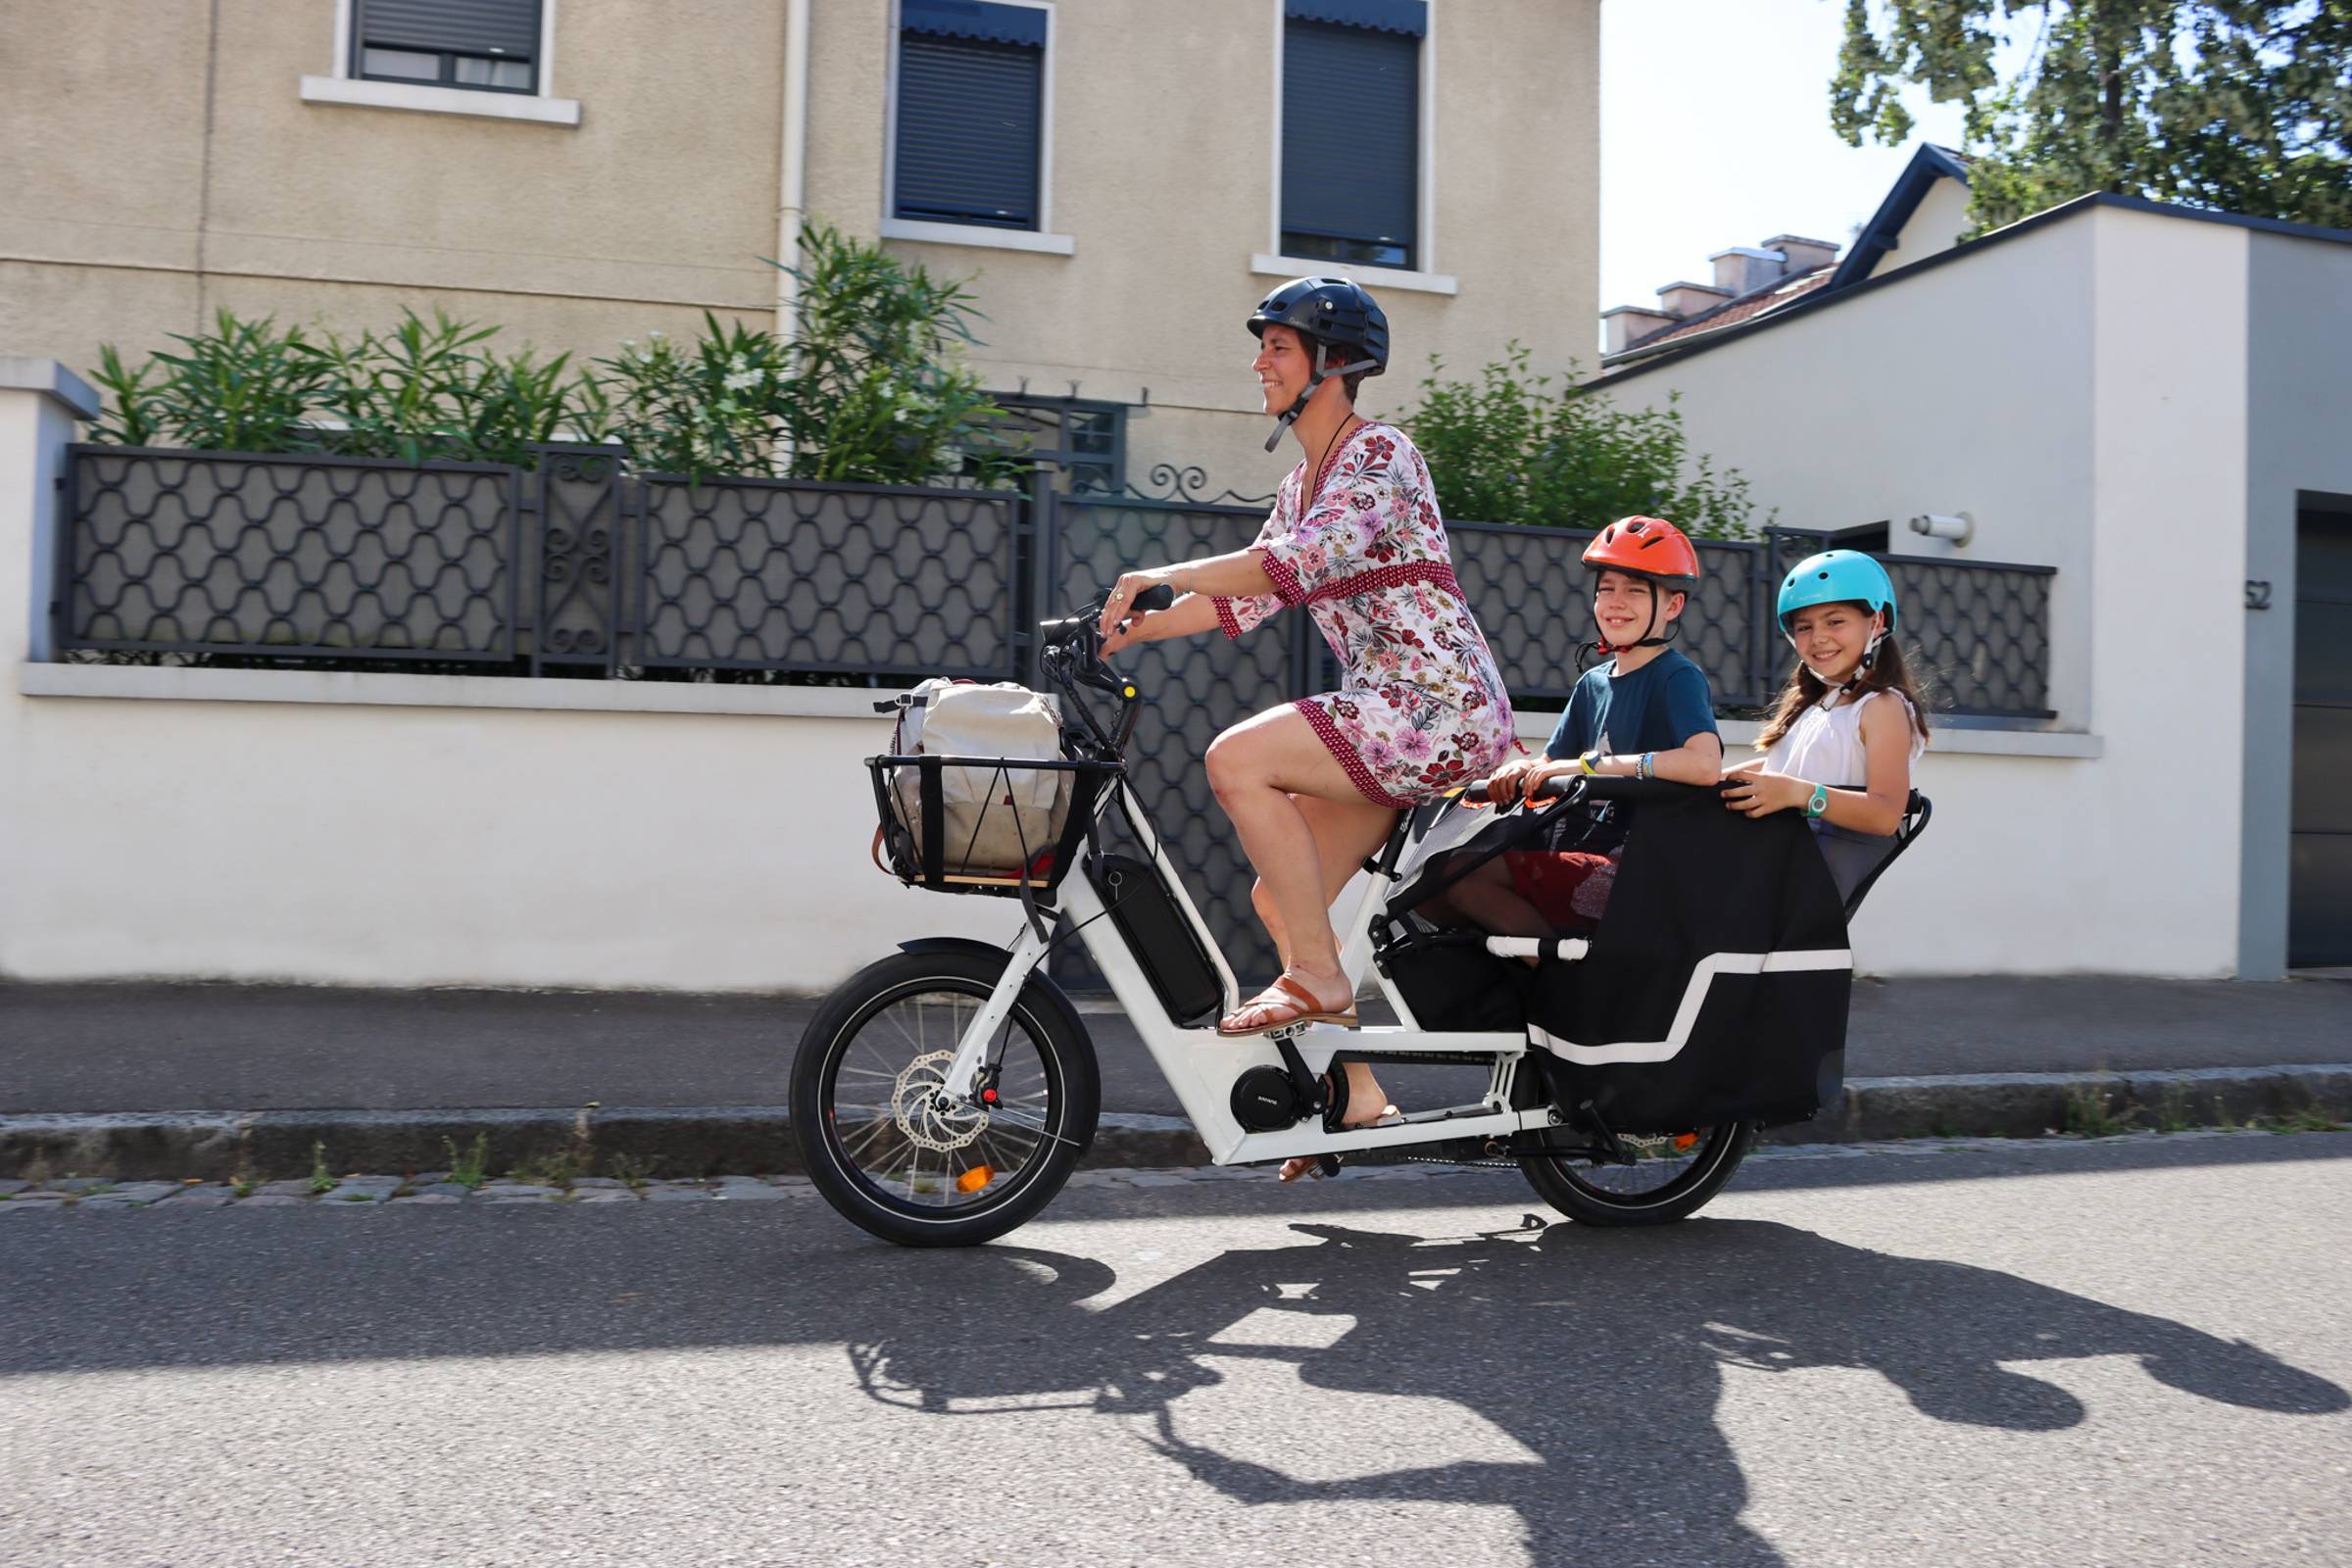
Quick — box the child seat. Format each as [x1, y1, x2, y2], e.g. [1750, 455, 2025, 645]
[1380, 781, 1917, 1133]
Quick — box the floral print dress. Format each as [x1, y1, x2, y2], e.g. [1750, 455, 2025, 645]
[1213, 422, 1514, 808]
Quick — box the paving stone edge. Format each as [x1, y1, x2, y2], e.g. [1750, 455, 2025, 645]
[2, 1064, 2346, 1182]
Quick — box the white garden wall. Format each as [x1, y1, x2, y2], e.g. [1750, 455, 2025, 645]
[0, 666, 1017, 990]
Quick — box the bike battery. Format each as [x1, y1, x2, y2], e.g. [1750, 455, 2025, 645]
[1085, 853, 1223, 1026]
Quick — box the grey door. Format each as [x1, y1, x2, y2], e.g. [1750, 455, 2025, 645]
[2290, 502, 2352, 966]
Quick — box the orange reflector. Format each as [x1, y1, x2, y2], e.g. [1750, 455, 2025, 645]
[956, 1166, 994, 1194]
[1672, 1133, 1700, 1152]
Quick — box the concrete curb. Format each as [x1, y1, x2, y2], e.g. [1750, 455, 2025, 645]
[4, 1065, 2346, 1181]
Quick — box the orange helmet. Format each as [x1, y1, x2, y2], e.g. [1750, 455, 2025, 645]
[1582, 515, 1700, 592]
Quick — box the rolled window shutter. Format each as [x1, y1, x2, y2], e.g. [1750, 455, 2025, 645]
[902, 0, 1049, 48]
[1285, 0, 1426, 37]
[359, 0, 541, 60]
[895, 34, 1044, 230]
[1283, 20, 1418, 261]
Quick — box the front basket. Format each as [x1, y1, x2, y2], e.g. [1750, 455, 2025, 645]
[867, 754, 1119, 898]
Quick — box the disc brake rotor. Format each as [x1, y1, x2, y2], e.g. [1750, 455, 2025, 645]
[892, 1050, 989, 1152]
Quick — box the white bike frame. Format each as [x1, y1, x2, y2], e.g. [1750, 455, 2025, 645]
[936, 779, 1564, 1167]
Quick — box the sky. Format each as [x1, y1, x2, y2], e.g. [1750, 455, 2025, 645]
[1596, 0, 1976, 323]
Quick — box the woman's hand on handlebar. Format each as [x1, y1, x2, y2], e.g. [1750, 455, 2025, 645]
[1096, 570, 1179, 642]
[1098, 574, 1190, 656]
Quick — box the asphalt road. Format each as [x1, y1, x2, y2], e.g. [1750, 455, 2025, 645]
[4, 1134, 2349, 1567]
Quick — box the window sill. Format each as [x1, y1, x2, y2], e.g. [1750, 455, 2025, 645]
[1251, 254, 1457, 297]
[879, 218, 1074, 256]
[299, 74, 581, 126]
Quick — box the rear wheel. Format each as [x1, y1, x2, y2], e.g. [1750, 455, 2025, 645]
[792, 950, 1099, 1248]
[1516, 1120, 1754, 1227]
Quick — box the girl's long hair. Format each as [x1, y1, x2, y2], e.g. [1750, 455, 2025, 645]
[1755, 612, 1935, 751]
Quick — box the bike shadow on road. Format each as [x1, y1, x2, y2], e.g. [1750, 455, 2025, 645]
[838, 1217, 2349, 1565]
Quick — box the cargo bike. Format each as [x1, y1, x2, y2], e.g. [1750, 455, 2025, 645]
[792, 586, 1930, 1247]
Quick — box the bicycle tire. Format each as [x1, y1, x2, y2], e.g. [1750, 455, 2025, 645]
[1516, 1119, 1754, 1227]
[792, 949, 1100, 1248]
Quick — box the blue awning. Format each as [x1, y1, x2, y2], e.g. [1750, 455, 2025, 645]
[1286, 0, 1427, 38]
[902, 0, 1047, 49]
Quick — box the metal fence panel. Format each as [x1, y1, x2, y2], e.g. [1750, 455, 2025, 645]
[1041, 491, 1304, 984]
[529, 447, 629, 674]
[1883, 555, 2054, 716]
[637, 473, 1025, 679]
[59, 446, 517, 662]
[1446, 521, 1764, 708]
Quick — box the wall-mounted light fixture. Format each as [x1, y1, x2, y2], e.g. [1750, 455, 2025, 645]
[1908, 511, 1975, 547]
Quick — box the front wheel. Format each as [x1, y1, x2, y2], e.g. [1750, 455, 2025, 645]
[792, 949, 1100, 1248]
[1516, 1119, 1754, 1227]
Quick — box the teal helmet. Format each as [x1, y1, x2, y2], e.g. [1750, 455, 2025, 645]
[1777, 549, 1896, 640]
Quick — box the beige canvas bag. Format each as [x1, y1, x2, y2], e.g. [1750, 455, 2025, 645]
[885, 679, 1071, 877]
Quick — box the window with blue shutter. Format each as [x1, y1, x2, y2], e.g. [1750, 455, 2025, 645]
[355, 0, 543, 93]
[894, 0, 1049, 231]
[1282, 0, 1425, 270]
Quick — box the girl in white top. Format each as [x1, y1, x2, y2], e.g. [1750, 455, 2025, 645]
[1720, 550, 1930, 899]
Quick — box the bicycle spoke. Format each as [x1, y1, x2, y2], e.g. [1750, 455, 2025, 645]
[824, 982, 1059, 1211]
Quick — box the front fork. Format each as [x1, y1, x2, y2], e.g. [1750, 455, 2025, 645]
[938, 922, 1054, 1102]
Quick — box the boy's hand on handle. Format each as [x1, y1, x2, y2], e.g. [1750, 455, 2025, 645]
[1721, 756, 1807, 817]
[1475, 755, 1545, 808]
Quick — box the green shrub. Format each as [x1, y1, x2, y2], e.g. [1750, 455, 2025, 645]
[88, 311, 334, 453]
[88, 306, 608, 466]
[84, 220, 1016, 487]
[1399, 342, 1768, 540]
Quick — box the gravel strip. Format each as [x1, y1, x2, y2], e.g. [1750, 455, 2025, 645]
[0, 1127, 2333, 1210]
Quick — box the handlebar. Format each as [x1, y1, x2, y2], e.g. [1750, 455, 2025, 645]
[1036, 582, 1177, 758]
[1461, 775, 1716, 807]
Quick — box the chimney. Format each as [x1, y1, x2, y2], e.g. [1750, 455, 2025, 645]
[1763, 234, 1840, 274]
[1601, 304, 1680, 355]
[1709, 245, 1786, 296]
[1655, 280, 1734, 318]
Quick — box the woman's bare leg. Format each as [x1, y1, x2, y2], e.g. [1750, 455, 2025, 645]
[1206, 710, 1403, 1180]
[1249, 791, 1398, 973]
[1205, 707, 1389, 1013]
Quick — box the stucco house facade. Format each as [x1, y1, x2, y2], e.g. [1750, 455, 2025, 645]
[0, 0, 1598, 497]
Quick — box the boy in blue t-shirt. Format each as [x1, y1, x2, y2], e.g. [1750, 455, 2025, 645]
[1436, 517, 1723, 935]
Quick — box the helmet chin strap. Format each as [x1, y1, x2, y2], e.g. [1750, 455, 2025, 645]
[1263, 341, 1381, 452]
[1583, 582, 1677, 664]
[1793, 621, 1888, 693]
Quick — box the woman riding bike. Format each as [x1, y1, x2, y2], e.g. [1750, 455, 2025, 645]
[1097, 278, 1514, 1176]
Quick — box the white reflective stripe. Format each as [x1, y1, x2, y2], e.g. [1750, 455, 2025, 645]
[1527, 949, 1852, 1065]
[1483, 937, 1590, 961]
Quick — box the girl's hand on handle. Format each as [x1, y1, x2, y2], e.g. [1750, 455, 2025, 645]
[1720, 756, 1807, 817]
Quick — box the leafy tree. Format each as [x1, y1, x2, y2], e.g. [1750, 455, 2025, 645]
[1832, 0, 2352, 231]
[1399, 343, 1768, 540]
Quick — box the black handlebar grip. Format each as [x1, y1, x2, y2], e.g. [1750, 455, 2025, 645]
[1133, 583, 1176, 612]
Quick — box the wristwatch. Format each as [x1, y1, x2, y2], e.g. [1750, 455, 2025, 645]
[1805, 783, 1830, 819]
[1578, 750, 1602, 777]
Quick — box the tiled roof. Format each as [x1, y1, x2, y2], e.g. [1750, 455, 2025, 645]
[1611, 265, 1836, 361]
